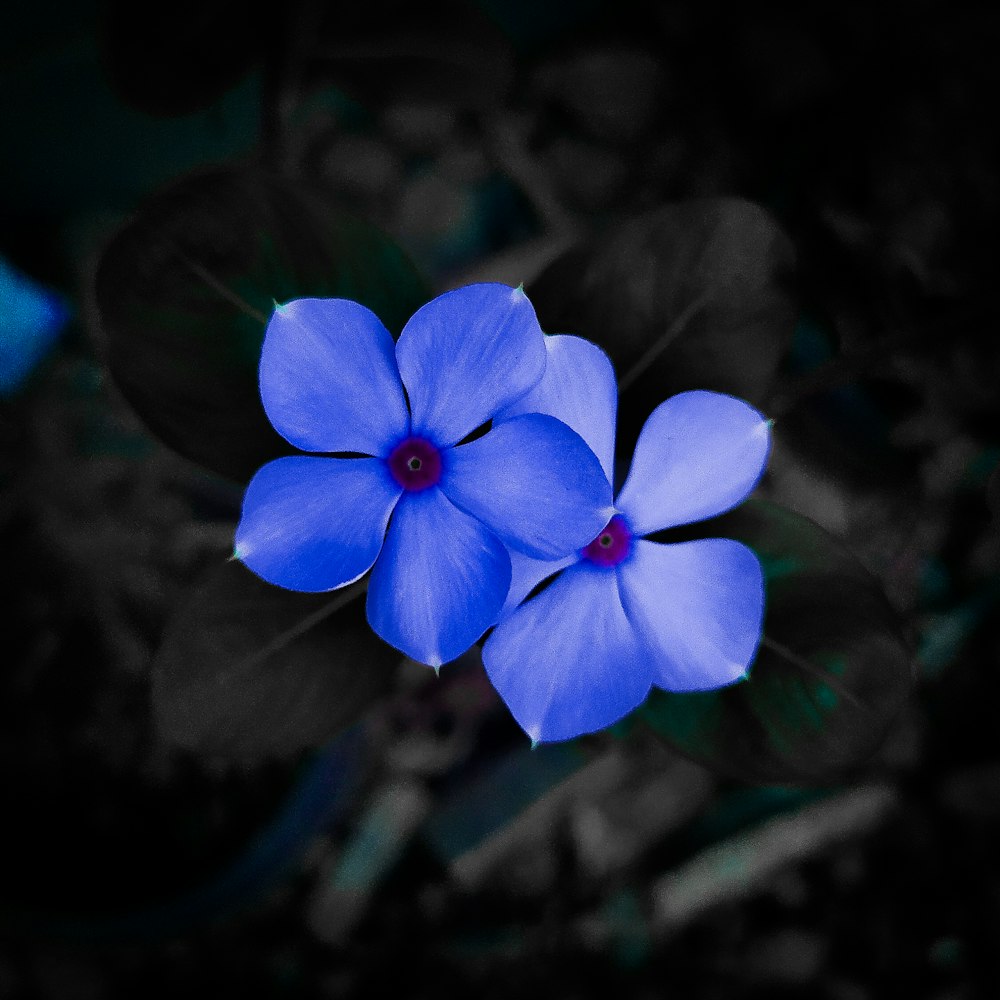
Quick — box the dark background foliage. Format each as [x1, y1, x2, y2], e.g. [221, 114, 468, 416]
[1, 0, 998, 996]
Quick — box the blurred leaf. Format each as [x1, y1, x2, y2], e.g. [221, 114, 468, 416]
[679, 785, 820, 851]
[305, 0, 514, 110]
[394, 170, 537, 276]
[641, 499, 914, 783]
[422, 741, 588, 865]
[99, 0, 263, 116]
[529, 198, 797, 452]
[917, 585, 1000, 679]
[308, 777, 430, 943]
[651, 784, 898, 932]
[152, 561, 400, 762]
[532, 46, 665, 144]
[93, 166, 429, 482]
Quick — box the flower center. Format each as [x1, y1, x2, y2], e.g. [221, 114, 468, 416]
[581, 515, 632, 567]
[387, 436, 442, 491]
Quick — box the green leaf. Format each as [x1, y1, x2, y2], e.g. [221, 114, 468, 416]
[93, 167, 430, 481]
[641, 499, 914, 783]
[152, 562, 400, 762]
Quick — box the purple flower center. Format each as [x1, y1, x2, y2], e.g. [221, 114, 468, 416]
[387, 436, 443, 491]
[581, 515, 632, 567]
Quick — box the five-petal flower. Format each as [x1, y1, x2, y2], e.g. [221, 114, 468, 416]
[482, 335, 772, 744]
[234, 284, 613, 668]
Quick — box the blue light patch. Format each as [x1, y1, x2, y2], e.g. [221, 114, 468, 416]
[0, 254, 69, 396]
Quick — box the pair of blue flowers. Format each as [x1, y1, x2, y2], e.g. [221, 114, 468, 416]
[235, 283, 771, 744]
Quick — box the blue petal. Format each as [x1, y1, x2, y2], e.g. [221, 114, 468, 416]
[236, 456, 402, 591]
[618, 538, 765, 691]
[615, 391, 771, 535]
[483, 562, 652, 743]
[260, 298, 410, 456]
[443, 413, 614, 559]
[366, 488, 511, 668]
[497, 334, 618, 483]
[501, 549, 578, 617]
[395, 283, 546, 446]
[0, 255, 69, 396]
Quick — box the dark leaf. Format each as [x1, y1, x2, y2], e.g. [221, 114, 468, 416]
[99, 0, 263, 116]
[641, 499, 914, 784]
[93, 166, 429, 482]
[529, 198, 797, 455]
[152, 561, 400, 762]
[305, 0, 514, 110]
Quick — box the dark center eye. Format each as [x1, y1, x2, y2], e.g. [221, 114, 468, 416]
[388, 436, 442, 492]
[582, 515, 632, 568]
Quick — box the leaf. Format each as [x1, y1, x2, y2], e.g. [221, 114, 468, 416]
[99, 0, 263, 116]
[93, 166, 430, 482]
[152, 561, 400, 762]
[640, 499, 914, 783]
[422, 741, 589, 866]
[528, 198, 797, 453]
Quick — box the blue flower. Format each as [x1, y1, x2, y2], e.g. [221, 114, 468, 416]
[482, 335, 772, 743]
[0, 254, 69, 397]
[234, 283, 613, 668]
